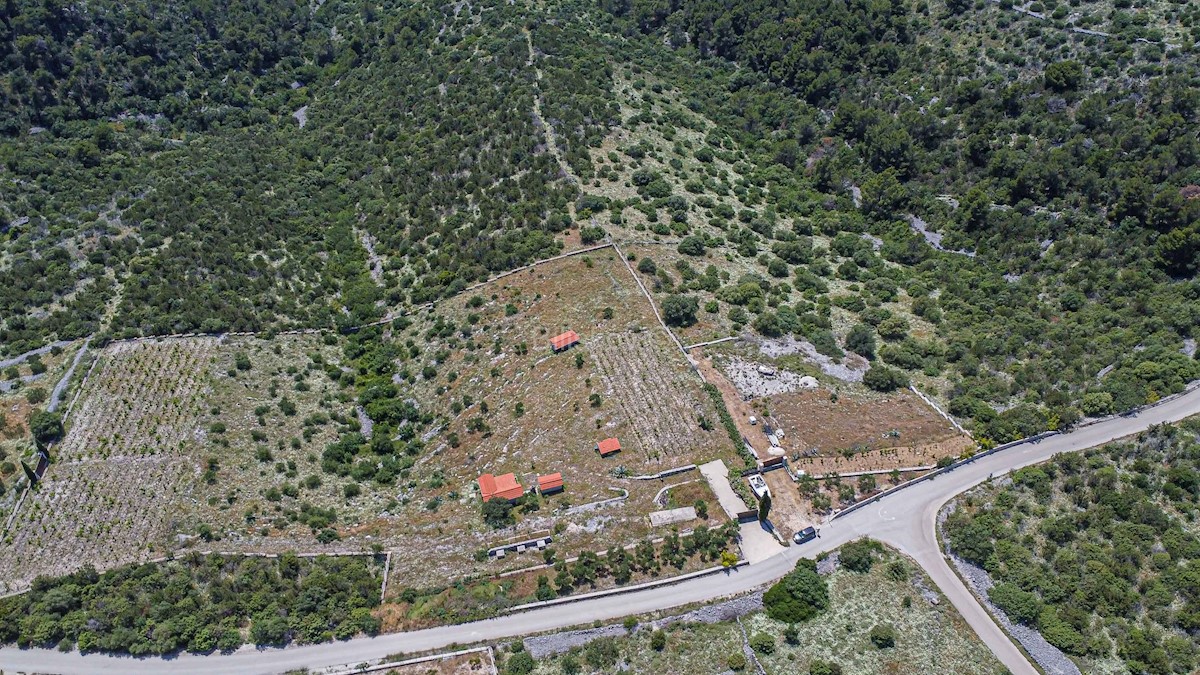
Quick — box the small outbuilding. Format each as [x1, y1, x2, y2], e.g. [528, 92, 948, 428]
[537, 472, 564, 495]
[478, 473, 525, 502]
[596, 437, 621, 457]
[550, 330, 580, 352]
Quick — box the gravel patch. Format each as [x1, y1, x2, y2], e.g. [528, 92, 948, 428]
[652, 590, 764, 629]
[816, 550, 840, 576]
[524, 623, 629, 659]
[0, 373, 44, 393]
[910, 573, 941, 606]
[753, 336, 866, 383]
[907, 214, 976, 257]
[940, 501, 1081, 675]
[524, 592, 765, 659]
[723, 357, 819, 398]
[355, 405, 374, 437]
[565, 515, 613, 534]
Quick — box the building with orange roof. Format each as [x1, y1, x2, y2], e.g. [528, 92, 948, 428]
[477, 473, 525, 502]
[550, 330, 579, 352]
[596, 437, 621, 457]
[537, 472, 564, 495]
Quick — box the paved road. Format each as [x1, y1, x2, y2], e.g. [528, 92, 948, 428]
[3, 385, 1199, 675]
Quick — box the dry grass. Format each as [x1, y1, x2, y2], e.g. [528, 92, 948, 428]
[376, 649, 496, 675]
[764, 388, 971, 474]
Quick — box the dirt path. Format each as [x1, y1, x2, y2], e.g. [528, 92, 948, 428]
[523, 27, 578, 187]
[0, 341, 72, 369]
[692, 351, 770, 458]
[47, 338, 90, 413]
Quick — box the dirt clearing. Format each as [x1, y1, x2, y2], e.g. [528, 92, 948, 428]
[766, 387, 973, 475]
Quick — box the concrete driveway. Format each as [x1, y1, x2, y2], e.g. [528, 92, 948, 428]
[698, 460, 785, 563]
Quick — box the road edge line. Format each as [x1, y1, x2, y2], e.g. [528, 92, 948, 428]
[502, 561, 748, 614]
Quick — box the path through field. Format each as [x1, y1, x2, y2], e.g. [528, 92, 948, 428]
[47, 338, 90, 412]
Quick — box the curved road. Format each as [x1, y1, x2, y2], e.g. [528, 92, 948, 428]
[3, 385, 1199, 675]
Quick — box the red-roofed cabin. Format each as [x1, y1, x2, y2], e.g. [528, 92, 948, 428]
[478, 473, 525, 502]
[550, 330, 579, 352]
[596, 437, 621, 457]
[537, 473, 564, 495]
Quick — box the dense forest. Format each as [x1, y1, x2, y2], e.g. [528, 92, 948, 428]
[0, 553, 381, 654]
[946, 421, 1200, 674]
[594, 0, 1200, 440]
[2, 0, 1198, 441]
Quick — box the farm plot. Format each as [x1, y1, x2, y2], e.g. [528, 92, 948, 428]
[590, 331, 715, 464]
[764, 387, 972, 476]
[0, 456, 190, 594]
[57, 339, 218, 462]
[359, 253, 736, 588]
[0, 333, 356, 593]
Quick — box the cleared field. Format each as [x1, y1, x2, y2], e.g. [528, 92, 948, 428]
[372, 251, 737, 588]
[1, 253, 741, 597]
[766, 388, 972, 475]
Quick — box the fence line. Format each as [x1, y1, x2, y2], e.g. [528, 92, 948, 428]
[683, 336, 741, 351]
[908, 384, 969, 436]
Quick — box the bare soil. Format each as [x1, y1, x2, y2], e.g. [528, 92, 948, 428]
[691, 350, 772, 460]
[762, 469, 815, 541]
[763, 388, 972, 475]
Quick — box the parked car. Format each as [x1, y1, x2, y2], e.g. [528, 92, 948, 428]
[793, 526, 818, 544]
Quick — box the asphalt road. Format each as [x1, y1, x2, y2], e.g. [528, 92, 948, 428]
[3, 384, 1198, 675]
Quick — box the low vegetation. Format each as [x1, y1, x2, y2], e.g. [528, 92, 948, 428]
[514, 542, 1002, 674]
[0, 553, 382, 655]
[946, 420, 1200, 674]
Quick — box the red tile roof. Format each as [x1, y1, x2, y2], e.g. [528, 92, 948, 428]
[550, 330, 579, 351]
[597, 437, 621, 456]
[537, 473, 564, 493]
[478, 473, 524, 501]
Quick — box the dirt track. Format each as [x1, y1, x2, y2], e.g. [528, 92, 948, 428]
[691, 350, 771, 460]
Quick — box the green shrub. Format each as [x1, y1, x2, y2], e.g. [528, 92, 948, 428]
[869, 623, 896, 649]
[749, 631, 775, 654]
[763, 559, 829, 623]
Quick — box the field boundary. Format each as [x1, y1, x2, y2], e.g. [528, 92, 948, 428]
[611, 241, 689, 358]
[683, 336, 740, 350]
[832, 379, 1200, 522]
[908, 384, 969, 436]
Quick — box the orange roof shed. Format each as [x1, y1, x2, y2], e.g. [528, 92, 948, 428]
[478, 473, 525, 502]
[596, 437, 621, 456]
[537, 473, 564, 494]
[550, 330, 579, 352]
